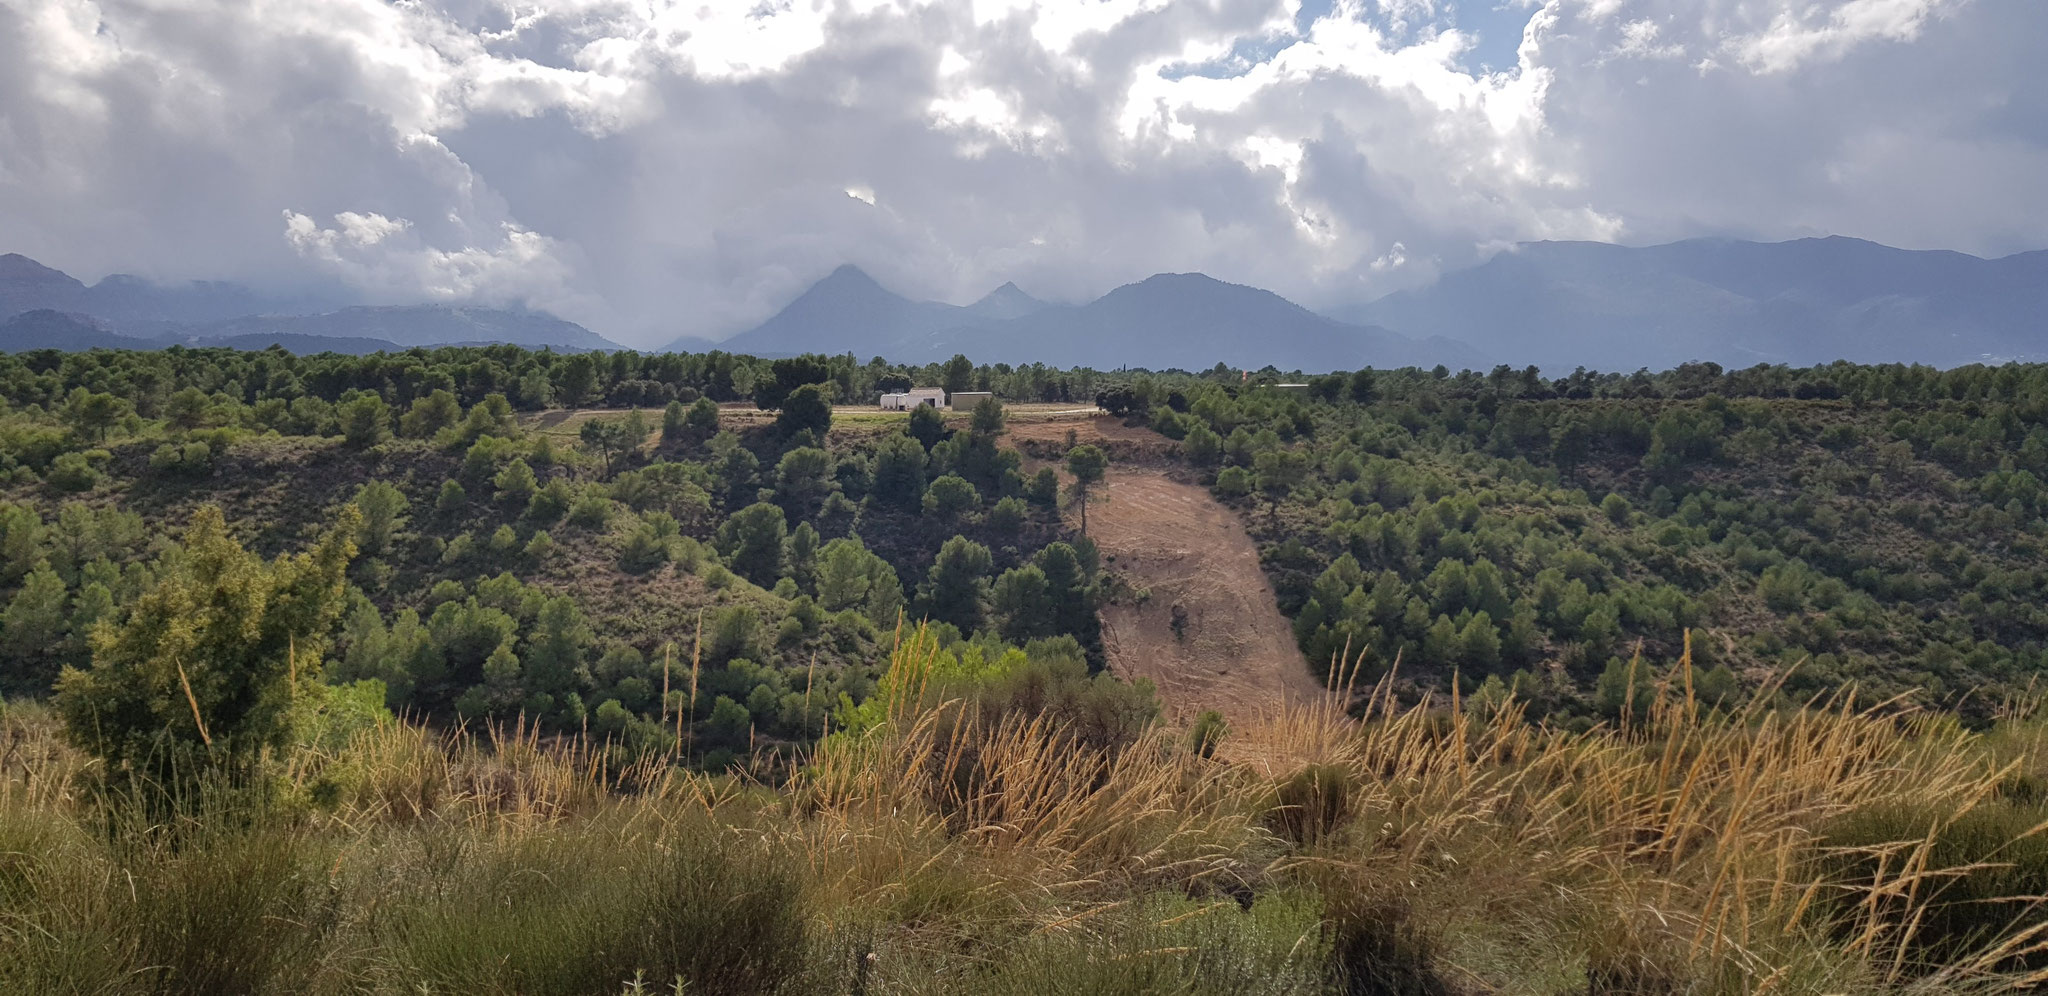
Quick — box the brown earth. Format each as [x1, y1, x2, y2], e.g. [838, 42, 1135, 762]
[1002, 411, 1180, 465]
[1077, 467, 1325, 724]
[1002, 414, 1322, 722]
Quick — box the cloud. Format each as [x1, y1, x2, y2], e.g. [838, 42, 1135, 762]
[0, 0, 2041, 347]
[1727, 0, 1960, 74]
[282, 208, 577, 306]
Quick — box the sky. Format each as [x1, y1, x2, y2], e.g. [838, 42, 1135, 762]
[1, 0, 2043, 348]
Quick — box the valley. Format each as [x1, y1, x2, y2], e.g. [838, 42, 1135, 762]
[2, 345, 2047, 993]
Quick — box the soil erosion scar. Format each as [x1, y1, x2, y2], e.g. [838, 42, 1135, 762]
[1082, 467, 1323, 723]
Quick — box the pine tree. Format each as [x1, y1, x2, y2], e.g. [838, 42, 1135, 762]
[1065, 445, 1107, 535]
[55, 504, 359, 775]
[2, 563, 68, 673]
[921, 536, 993, 633]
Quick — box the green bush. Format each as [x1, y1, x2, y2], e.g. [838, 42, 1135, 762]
[383, 814, 810, 995]
[44, 450, 106, 492]
[1823, 799, 2048, 971]
[148, 441, 214, 477]
[1188, 708, 1228, 759]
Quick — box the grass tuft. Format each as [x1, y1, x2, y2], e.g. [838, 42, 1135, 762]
[9, 630, 2048, 992]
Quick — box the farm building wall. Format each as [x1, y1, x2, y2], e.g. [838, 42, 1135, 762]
[879, 389, 945, 410]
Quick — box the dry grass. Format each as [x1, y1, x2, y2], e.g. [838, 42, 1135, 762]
[5, 633, 2048, 993]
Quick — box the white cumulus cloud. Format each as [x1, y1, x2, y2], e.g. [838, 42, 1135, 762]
[0, 0, 2040, 347]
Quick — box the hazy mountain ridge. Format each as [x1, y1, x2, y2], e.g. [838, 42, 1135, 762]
[0, 253, 616, 353]
[10, 238, 2043, 367]
[707, 266, 1481, 372]
[1347, 236, 2048, 370]
[0, 253, 344, 328]
[190, 306, 616, 352]
[919, 272, 1482, 372]
[0, 310, 153, 352]
[0, 308, 412, 356]
[695, 265, 977, 358]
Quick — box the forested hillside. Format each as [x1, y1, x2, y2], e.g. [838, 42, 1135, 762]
[0, 345, 1140, 766]
[5, 343, 2048, 747]
[11, 344, 2048, 992]
[1116, 361, 2048, 721]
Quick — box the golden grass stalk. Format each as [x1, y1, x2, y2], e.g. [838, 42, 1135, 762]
[9, 627, 2048, 992]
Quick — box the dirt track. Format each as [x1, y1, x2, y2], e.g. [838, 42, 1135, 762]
[1082, 468, 1324, 723]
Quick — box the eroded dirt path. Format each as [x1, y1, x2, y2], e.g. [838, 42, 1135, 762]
[1082, 468, 1325, 723]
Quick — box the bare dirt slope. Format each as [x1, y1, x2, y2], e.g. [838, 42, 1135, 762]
[1082, 468, 1325, 723]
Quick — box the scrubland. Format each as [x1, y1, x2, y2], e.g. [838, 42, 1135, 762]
[8, 631, 2048, 995]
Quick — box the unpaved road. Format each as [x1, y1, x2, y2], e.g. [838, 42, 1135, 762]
[1081, 468, 1325, 723]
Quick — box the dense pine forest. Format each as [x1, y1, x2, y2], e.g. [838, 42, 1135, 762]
[0, 346, 1142, 768]
[10, 344, 2048, 993]
[3, 345, 2044, 734]
[1130, 361, 2048, 721]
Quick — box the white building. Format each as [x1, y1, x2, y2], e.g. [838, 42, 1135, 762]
[879, 387, 947, 410]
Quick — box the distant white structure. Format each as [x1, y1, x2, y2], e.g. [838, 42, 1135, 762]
[879, 387, 946, 410]
[948, 391, 993, 410]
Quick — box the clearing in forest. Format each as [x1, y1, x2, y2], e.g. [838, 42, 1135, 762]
[1079, 466, 1324, 723]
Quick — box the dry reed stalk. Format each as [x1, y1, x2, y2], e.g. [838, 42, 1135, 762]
[20, 620, 2048, 991]
[174, 658, 212, 747]
[686, 608, 702, 757]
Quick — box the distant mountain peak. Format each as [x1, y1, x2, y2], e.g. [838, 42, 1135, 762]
[1104, 272, 1305, 313]
[965, 280, 1046, 320]
[0, 252, 84, 287]
[1132, 271, 1219, 286]
[821, 263, 881, 286]
[1115, 272, 1280, 299]
[716, 262, 1478, 371]
[787, 264, 899, 305]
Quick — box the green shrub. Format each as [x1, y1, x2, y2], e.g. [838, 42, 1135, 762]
[1270, 763, 1351, 845]
[1188, 709, 1229, 759]
[383, 815, 809, 995]
[148, 441, 214, 476]
[1823, 798, 2048, 971]
[44, 450, 106, 492]
[568, 492, 614, 529]
[436, 478, 467, 512]
[941, 891, 1328, 996]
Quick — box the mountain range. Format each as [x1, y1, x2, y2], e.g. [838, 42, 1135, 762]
[5, 237, 2044, 370]
[690, 265, 1482, 372]
[683, 237, 2046, 373]
[0, 253, 617, 354]
[1344, 237, 2048, 371]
